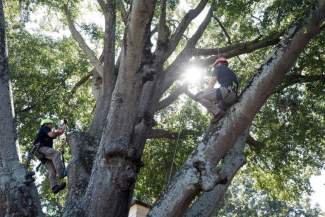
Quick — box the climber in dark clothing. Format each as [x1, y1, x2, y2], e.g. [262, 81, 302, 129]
[195, 57, 239, 117]
[34, 118, 67, 194]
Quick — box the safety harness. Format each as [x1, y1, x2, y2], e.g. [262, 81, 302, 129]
[24, 119, 68, 184]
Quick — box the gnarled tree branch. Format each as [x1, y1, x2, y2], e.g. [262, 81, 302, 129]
[192, 30, 283, 58]
[164, 0, 209, 60]
[160, 31, 284, 95]
[184, 128, 249, 217]
[64, 4, 103, 76]
[149, 2, 325, 216]
[186, 6, 213, 48]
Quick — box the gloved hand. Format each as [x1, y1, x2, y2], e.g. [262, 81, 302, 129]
[55, 129, 65, 137]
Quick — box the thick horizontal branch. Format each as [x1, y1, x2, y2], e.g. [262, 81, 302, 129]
[149, 1, 325, 216]
[148, 128, 197, 140]
[192, 30, 283, 59]
[160, 31, 284, 94]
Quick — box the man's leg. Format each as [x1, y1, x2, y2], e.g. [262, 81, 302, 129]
[44, 160, 57, 189]
[215, 87, 237, 116]
[39, 147, 66, 193]
[218, 88, 237, 109]
[196, 89, 223, 115]
[38, 147, 65, 178]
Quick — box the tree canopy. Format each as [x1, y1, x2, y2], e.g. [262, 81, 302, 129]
[1, 0, 324, 216]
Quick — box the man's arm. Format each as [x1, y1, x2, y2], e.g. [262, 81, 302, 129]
[48, 129, 64, 138]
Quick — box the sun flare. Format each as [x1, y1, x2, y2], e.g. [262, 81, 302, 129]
[182, 65, 206, 84]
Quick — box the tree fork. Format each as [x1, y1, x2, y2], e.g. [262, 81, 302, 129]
[184, 128, 249, 217]
[148, 2, 325, 216]
[70, 1, 157, 217]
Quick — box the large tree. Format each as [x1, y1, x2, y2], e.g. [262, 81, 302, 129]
[0, 0, 43, 216]
[1, 0, 325, 217]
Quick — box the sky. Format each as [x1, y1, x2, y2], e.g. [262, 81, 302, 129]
[23, 0, 325, 213]
[310, 171, 325, 212]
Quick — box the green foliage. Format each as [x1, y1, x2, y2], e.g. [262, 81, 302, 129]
[246, 32, 325, 201]
[80, 23, 104, 41]
[135, 100, 209, 204]
[5, 4, 94, 214]
[4, 0, 325, 215]
[217, 172, 322, 217]
[7, 29, 94, 146]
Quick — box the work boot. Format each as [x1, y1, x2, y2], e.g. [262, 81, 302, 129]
[52, 182, 66, 194]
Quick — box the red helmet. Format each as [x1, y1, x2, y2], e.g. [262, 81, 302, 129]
[214, 57, 228, 66]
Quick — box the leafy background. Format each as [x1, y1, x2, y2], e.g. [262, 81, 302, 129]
[4, 0, 324, 216]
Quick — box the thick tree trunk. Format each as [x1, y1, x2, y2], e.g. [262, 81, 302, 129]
[88, 90, 112, 139]
[184, 128, 248, 217]
[59, 1, 325, 217]
[65, 1, 157, 217]
[148, 3, 325, 216]
[0, 1, 43, 216]
[63, 132, 98, 216]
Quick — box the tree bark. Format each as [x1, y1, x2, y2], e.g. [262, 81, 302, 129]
[68, 1, 157, 217]
[148, 2, 325, 216]
[63, 132, 98, 216]
[184, 128, 248, 217]
[61, 5, 288, 216]
[0, 1, 43, 216]
[53, 1, 325, 217]
[88, 0, 117, 139]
